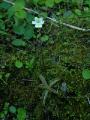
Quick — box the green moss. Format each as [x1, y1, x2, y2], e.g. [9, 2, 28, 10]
[0, 8, 90, 119]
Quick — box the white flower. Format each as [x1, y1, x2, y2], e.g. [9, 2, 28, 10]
[32, 17, 44, 28]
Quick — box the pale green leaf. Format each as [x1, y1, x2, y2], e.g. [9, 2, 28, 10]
[17, 108, 26, 120]
[15, 60, 23, 68]
[9, 106, 16, 114]
[12, 39, 26, 46]
[82, 69, 90, 80]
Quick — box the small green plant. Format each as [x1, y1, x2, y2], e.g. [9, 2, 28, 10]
[39, 74, 60, 105]
[12, 39, 26, 47]
[82, 69, 90, 80]
[17, 108, 26, 120]
[32, 0, 63, 7]
[0, 102, 9, 119]
[15, 60, 23, 68]
[0, 102, 27, 120]
[9, 106, 17, 114]
[25, 57, 35, 70]
[40, 35, 49, 42]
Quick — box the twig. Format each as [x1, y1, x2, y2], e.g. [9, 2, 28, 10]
[3, 0, 90, 31]
[3, 0, 14, 5]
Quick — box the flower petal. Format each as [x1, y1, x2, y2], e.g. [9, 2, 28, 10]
[39, 17, 43, 21]
[41, 20, 44, 24]
[32, 21, 36, 25]
[35, 17, 39, 22]
[35, 23, 42, 28]
[39, 18, 44, 24]
[32, 17, 44, 28]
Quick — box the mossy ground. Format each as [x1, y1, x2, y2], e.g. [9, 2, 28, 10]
[0, 23, 90, 119]
[0, 1, 90, 118]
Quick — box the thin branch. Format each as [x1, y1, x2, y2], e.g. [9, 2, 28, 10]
[60, 22, 90, 31]
[3, 0, 90, 31]
[3, 0, 14, 5]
